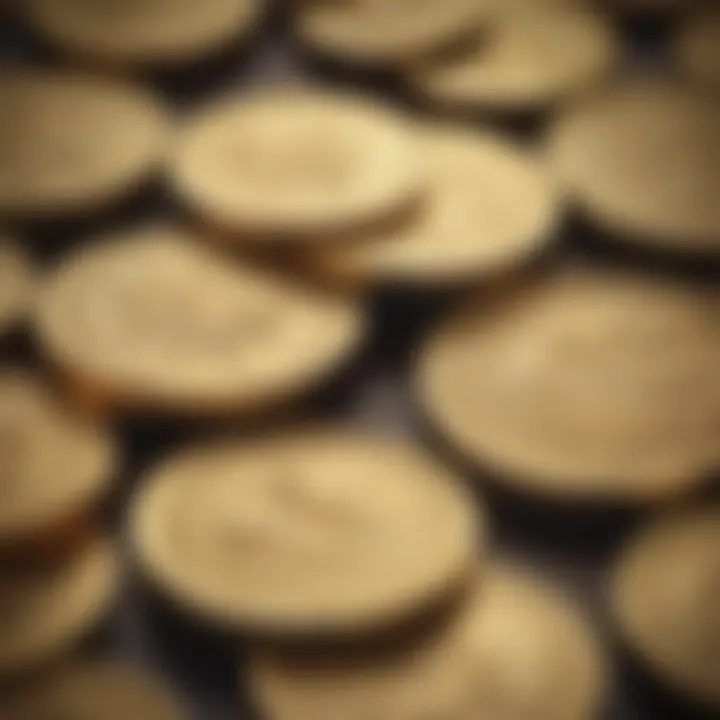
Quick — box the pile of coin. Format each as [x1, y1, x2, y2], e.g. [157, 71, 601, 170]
[0, 0, 719, 718]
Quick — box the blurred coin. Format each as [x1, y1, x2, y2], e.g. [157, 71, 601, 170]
[0, 536, 118, 676]
[34, 226, 365, 416]
[293, 0, 494, 68]
[25, 0, 265, 69]
[306, 125, 560, 288]
[0, 371, 117, 544]
[417, 268, 720, 501]
[171, 86, 425, 239]
[409, 6, 618, 116]
[131, 429, 482, 634]
[0, 235, 33, 335]
[548, 80, 720, 253]
[0, 70, 169, 221]
[0, 661, 185, 719]
[250, 565, 605, 720]
[677, 10, 720, 89]
[610, 507, 720, 708]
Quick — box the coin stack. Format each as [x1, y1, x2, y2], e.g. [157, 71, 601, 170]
[0, 0, 719, 718]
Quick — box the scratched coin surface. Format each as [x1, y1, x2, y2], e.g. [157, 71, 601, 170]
[0, 70, 169, 219]
[307, 125, 559, 287]
[172, 87, 424, 238]
[34, 226, 364, 415]
[417, 268, 720, 501]
[0, 537, 118, 675]
[26, 0, 265, 68]
[611, 507, 720, 707]
[0, 372, 116, 540]
[131, 430, 481, 633]
[0, 236, 33, 334]
[250, 565, 605, 720]
[548, 80, 720, 252]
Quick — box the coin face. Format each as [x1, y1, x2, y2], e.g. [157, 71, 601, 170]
[131, 430, 481, 633]
[417, 268, 720, 500]
[172, 87, 424, 238]
[0, 236, 33, 334]
[409, 6, 617, 113]
[250, 565, 605, 720]
[25, 0, 264, 67]
[0, 662, 185, 720]
[611, 508, 720, 706]
[548, 81, 720, 251]
[294, 0, 493, 67]
[34, 226, 364, 415]
[0, 372, 116, 540]
[0, 537, 118, 675]
[0, 70, 169, 220]
[308, 126, 559, 286]
[677, 11, 720, 89]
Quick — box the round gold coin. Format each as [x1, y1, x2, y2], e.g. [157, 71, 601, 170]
[0, 536, 118, 675]
[0, 70, 169, 220]
[25, 0, 265, 68]
[250, 565, 605, 720]
[171, 87, 424, 239]
[548, 80, 720, 252]
[34, 226, 365, 416]
[0, 235, 33, 335]
[409, 6, 618, 115]
[307, 125, 559, 287]
[677, 10, 720, 89]
[294, 0, 493, 68]
[0, 371, 117, 542]
[131, 429, 482, 633]
[416, 268, 720, 501]
[610, 507, 720, 707]
[0, 661, 185, 720]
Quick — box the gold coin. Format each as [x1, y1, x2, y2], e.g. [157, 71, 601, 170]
[677, 10, 720, 89]
[0, 661, 185, 720]
[172, 87, 424, 239]
[25, 0, 265, 68]
[34, 226, 365, 416]
[610, 507, 720, 707]
[131, 429, 482, 633]
[0, 536, 118, 675]
[0, 371, 117, 542]
[409, 6, 618, 114]
[548, 80, 720, 252]
[307, 125, 560, 287]
[0, 70, 169, 220]
[250, 565, 605, 720]
[416, 268, 720, 500]
[0, 235, 33, 334]
[294, 0, 494, 68]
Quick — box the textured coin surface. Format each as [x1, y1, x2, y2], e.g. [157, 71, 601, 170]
[294, 0, 493, 67]
[26, 0, 264, 67]
[131, 430, 481, 633]
[308, 126, 559, 286]
[0, 537, 118, 675]
[677, 10, 720, 88]
[251, 565, 605, 720]
[548, 80, 720, 251]
[410, 6, 617, 113]
[417, 268, 720, 500]
[172, 87, 424, 238]
[0, 661, 185, 720]
[0, 235, 33, 334]
[611, 507, 720, 707]
[0, 70, 169, 220]
[34, 226, 364, 415]
[0, 372, 116, 540]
